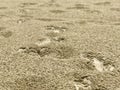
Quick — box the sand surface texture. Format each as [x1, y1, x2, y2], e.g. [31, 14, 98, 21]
[0, 0, 120, 90]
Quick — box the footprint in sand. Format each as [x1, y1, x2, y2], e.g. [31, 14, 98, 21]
[80, 51, 115, 72]
[18, 37, 51, 53]
[18, 39, 74, 59]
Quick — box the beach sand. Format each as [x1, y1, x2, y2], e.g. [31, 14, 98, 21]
[0, 0, 120, 90]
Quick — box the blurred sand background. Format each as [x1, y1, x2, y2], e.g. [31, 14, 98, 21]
[0, 0, 120, 90]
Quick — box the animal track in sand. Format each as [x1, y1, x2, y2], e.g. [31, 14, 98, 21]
[80, 51, 115, 72]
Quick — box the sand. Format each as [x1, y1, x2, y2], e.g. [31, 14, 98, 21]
[0, 0, 120, 90]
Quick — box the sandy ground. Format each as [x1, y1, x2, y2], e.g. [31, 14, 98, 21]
[0, 0, 120, 90]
